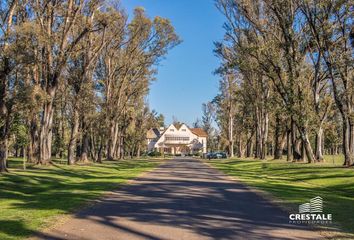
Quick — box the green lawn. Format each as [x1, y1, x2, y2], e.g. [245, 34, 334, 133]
[208, 155, 354, 238]
[0, 158, 162, 240]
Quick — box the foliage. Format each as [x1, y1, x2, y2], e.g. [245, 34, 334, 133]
[148, 151, 162, 157]
[0, 1, 180, 171]
[212, 0, 353, 165]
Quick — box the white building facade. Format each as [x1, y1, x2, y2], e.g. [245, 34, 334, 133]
[146, 124, 207, 155]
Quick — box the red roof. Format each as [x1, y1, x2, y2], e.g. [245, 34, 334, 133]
[190, 128, 208, 137]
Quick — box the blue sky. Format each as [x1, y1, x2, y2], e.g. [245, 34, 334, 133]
[121, 0, 225, 125]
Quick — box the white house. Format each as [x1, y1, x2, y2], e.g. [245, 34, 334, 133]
[146, 123, 207, 155]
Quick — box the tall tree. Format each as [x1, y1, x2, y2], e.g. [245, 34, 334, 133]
[214, 0, 352, 164]
[31, 0, 101, 164]
[201, 102, 216, 152]
[298, 0, 354, 165]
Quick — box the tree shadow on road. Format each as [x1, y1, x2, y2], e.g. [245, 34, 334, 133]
[33, 159, 347, 240]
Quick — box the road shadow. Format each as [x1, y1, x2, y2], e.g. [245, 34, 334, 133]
[34, 158, 334, 240]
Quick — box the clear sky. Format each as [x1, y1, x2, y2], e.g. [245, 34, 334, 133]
[121, 0, 225, 126]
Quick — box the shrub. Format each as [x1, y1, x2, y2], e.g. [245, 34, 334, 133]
[148, 151, 162, 157]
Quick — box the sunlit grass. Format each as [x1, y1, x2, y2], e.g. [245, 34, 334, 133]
[0, 158, 162, 240]
[209, 155, 354, 237]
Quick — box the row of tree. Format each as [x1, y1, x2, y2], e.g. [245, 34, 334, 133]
[0, 0, 180, 172]
[212, 0, 353, 165]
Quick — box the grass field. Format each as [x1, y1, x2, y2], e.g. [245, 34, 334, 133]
[208, 155, 354, 238]
[0, 158, 162, 240]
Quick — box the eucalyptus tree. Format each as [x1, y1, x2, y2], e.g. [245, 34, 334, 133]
[27, 0, 102, 164]
[201, 102, 217, 152]
[101, 8, 180, 160]
[124, 101, 158, 158]
[216, 0, 322, 162]
[298, 0, 354, 165]
[0, 0, 30, 172]
[66, 6, 125, 165]
[0, 1, 180, 171]
[215, 2, 271, 160]
[212, 74, 238, 157]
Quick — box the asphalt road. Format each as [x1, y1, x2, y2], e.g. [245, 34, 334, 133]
[36, 158, 322, 240]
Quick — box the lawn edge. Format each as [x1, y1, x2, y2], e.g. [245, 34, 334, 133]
[202, 159, 352, 240]
[27, 158, 167, 240]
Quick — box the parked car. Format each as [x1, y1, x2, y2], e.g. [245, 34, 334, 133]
[206, 152, 215, 159]
[206, 152, 227, 159]
[215, 152, 227, 159]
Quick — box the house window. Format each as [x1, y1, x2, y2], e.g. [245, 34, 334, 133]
[170, 129, 174, 132]
[181, 129, 186, 131]
[165, 136, 190, 141]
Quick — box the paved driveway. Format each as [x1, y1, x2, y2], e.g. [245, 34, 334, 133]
[36, 158, 322, 240]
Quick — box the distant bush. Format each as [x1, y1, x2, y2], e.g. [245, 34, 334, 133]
[147, 151, 162, 157]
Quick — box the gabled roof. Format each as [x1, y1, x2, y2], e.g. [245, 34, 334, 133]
[174, 122, 183, 130]
[146, 128, 160, 139]
[190, 128, 208, 137]
[147, 124, 208, 140]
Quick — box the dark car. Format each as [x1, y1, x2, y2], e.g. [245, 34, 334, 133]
[206, 152, 227, 159]
[206, 152, 215, 159]
[215, 152, 227, 159]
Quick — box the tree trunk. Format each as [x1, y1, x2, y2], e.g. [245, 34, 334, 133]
[67, 109, 79, 165]
[107, 121, 119, 160]
[28, 117, 39, 163]
[246, 132, 253, 158]
[115, 130, 122, 159]
[228, 114, 234, 157]
[255, 120, 261, 158]
[315, 127, 324, 161]
[300, 129, 315, 163]
[275, 131, 286, 159]
[80, 132, 90, 163]
[261, 111, 268, 160]
[295, 138, 302, 160]
[343, 117, 354, 166]
[0, 139, 8, 172]
[280, 133, 287, 156]
[89, 132, 97, 161]
[301, 140, 307, 162]
[0, 80, 10, 172]
[0, 3, 17, 172]
[58, 111, 65, 159]
[237, 138, 244, 158]
[274, 116, 282, 159]
[291, 120, 302, 160]
[38, 99, 55, 164]
[350, 122, 354, 163]
[287, 129, 292, 161]
[119, 135, 125, 159]
[15, 147, 18, 158]
[97, 141, 103, 163]
[22, 147, 26, 170]
[136, 145, 141, 158]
